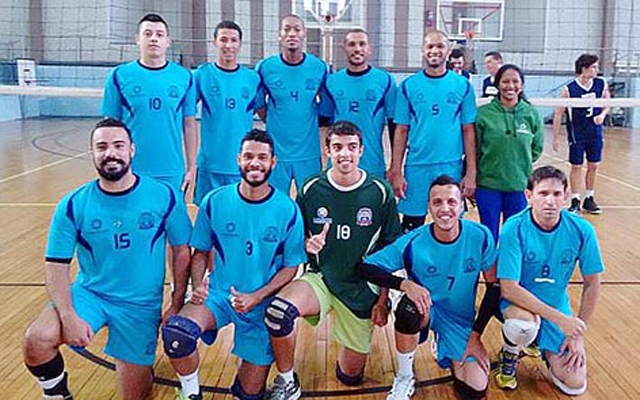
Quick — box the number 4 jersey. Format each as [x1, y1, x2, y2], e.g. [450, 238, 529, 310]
[297, 170, 402, 318]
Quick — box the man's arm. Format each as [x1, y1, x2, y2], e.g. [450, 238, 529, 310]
[182, 116, 197, 191]
[577, 273, 601, 324]
[461, 123, 477, 199]
[552, 86, 568, 152]
[594, 82, 611, 125]
[230, 265, 299, 313]
[388, 124, 408, 198]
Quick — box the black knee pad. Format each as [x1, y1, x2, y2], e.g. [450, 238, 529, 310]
[402, 215, 426, 232]
[453, 375, 487, 400]
[394, 295, 423, 335]
[264, 297, 299, 338]
[335, 361, 364, 386]
[230, 375, 265, 400]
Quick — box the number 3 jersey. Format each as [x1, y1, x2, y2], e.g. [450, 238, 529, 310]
[101, 61, 197, 178]
[191, 184, 306, 296]
[45, 176, 193, 307]
[297, 170, 402, 318]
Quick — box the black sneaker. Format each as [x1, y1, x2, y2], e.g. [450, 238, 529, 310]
[567, 198, 581, 214]
[43, 372, 73, 400]
[583, 196, 602, 214]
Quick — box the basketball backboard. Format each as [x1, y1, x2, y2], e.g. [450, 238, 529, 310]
[292, 0, 365, 30]
[436, 0, 505, 41]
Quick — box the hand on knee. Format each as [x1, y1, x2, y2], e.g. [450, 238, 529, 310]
[394, 296, 423, 335]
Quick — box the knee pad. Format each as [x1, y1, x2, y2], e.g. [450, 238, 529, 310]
[264, 297, 299, 338]
[453, 375, 487, 400]
[548, 368, 587, 396]
[502, 318, 539, 350]
[402, 215, 426, 232]
[418, 327, 430, 345]
[230, 375, 265, 400]
[335, 361, 364, 386]
[162, 315, 202, 359]
[394, 296, 423, 335]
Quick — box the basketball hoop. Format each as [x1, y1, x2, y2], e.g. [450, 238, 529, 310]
[464, 30, 476, 41]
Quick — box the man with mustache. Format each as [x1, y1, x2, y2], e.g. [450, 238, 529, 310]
[22, 118, 193, 400]
[162, 129, 306, 400]
[325, 29, 397, 179]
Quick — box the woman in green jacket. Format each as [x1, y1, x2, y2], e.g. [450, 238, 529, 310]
[475, 64, 544, 242]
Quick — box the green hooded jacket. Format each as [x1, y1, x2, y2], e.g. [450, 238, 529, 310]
[476, 97, 544, 192]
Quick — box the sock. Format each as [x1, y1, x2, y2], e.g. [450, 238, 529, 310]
[396, 350, 416, 379]
[571, 193, 581, 200]
[502, 342, 519, 355]
[177, 369, 200, 397]
[585, 190, 594, 198]
[41, 372, 65, 391]
[279, 369, 295, 384]
[26, 352, 67, 392]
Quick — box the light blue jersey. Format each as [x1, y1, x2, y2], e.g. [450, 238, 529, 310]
[191, 184, 306, 295]
[101, 61, 197, 177]
[326, 66, 396, 176]
[45, 176, 193, 307]
[498, 209, 604, 316]
[256, 54, 329, 162]
[395, 70, 476, 166]
[194, 63, 260, 174]
[364, 220, 496, 367]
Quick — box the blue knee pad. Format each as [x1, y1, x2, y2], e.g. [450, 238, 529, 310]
[162, 315, 202, 359]
[264, 297, 299, 338]
[230, 375, 265, 400]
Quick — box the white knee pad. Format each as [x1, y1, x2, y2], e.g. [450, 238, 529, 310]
[502, 318, 539, 350]
[549, 369, 587, 396]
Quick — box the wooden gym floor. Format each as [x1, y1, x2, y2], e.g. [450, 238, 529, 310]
[1, 118, 639, 399]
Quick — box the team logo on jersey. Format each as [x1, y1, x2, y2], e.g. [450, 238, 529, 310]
[305, 79, 317, 91]
[113, 220, 122, 228]
[313, 207, 332, 224]
[263, 226, 279, 243]
[365, 90, 376, 102]
[210, 85, 220, 95]
[133, 85, 143, 95]
[560, 249, 576, 265]
[168, 85, 180, 98]
[446, 92, 459, 105]
[464, 257, 477, 273]
[241, 87, 250, 99]
[516, 122, 531, 135]
[335, 89, 345, 99]
[525, 251, 537, 262]
[356, 207, 373, 226]
[426, 265, 438, 275]
[273, 79, 283, 88]
[90, 218, 103, 230]
[224, 222, 238, 236]
[414, 92, 426, 104]
[138, 212, 155, 230]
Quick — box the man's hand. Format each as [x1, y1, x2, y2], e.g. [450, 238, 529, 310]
[461, 173, 477, 202]
[371, 301, 390, 327]
[556, 314, 587, 339]
[552, 135, 561, 152]
[459, 331, 490, 373]
[190, 274, 209, 305]
[181, 166, 196, 193]
[387, 168, 407, 199]
[400, 280, 431, 316]
[559, 334, 586, 372]
[593, 114, 605, 125]
[305, 223, 330, 255]
[61, 313, 93, 348]
[229, 286, 262, 313]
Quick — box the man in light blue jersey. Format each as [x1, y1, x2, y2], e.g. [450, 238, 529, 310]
[161, 129, 306, 400]
[359, 175, 498, 400]
[23, 118, 193, 400]
[495, 166, 603, 395]
[390, 30, 477, 232]
[256, 14, 330, 194]
[325, 28, 397, 178]
[101, 13, 197, 197]
[193, 20, 261, 205]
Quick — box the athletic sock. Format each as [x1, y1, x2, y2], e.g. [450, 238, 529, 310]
[177, 369, 200, 397]
[279, 369, 295, 385]
[396, 349, 416, 379]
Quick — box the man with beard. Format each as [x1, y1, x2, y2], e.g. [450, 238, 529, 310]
[264, 121, 402, 400]
[359, 175, 497, 400]
[255, 14, 330, 193]
[162, 129, 306, 400]
[389, 30, 477, 232]
[22, 118, 193, 400]
[325, 29, 397, 179]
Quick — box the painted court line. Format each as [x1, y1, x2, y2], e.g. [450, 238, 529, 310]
[0, 151, 88, 184]
[0, 202, 199, 208]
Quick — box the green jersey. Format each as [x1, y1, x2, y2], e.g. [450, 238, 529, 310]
[297, 170, 402, 318]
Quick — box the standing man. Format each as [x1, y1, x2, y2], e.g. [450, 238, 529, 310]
[101, 13, 197, 197]
[192, 20, 261, 205]
[23, 118, 192, 400]
[264, 121, 402, 400]
[449, 48, 471, 80]
[162, 129, 306, 400]
[482, 51, 502, 98]
[390, 30, 477, 232]
[552, 54, 610, 214]
[256, 14, 330, 194]
[325, 28, 397, 178]
[494, 166, 603, 395]
[359, 175, 498, 400]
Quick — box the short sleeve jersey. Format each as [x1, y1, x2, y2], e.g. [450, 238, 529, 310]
[101, 61, 197, 177]
[297, 170, 402, 318]
[45, 176, 193, 307]
[191, 184, 306, 295]
[194, 64, 261, 174]
[365, 220, 496, 324]
[256, 54, 329, 162]
[497, 209, 605, 315]
[395, 70, 477, 166]
[564, 77, 607, 144]
[326, 66, 397, 175]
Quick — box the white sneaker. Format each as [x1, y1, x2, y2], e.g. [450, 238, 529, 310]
[386, 375, 415, 400]
[430, 332, 439, 360]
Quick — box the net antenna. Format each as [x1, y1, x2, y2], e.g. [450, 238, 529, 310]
[302, 0, 356, 66]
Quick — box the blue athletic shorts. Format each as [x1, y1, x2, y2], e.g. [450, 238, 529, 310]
[271, 159, 321, 194]
[71, 284, 161, 366]
[194, 170, 241, 206]
[398, 161, 463, 216]
[429, 303, 477, 369]
[205, 293, 273, 366]
[568, 140, 603, 165]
